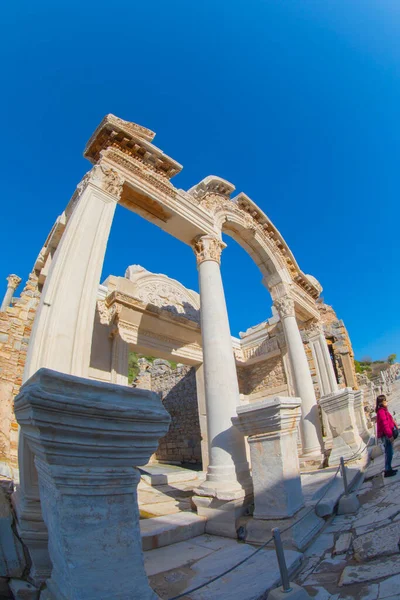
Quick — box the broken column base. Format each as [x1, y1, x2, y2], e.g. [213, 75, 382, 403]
[337, 493, 360, 515]
[299, 454, 324, 471]
[239, 506, 324, 552]
[192, 494, 253, 538]
[268, 583, 312, 600]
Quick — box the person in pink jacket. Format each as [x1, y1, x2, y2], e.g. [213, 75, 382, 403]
[376, 394, 398, 478]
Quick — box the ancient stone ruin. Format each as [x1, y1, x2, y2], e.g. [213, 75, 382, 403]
[0, 114, 370, 599]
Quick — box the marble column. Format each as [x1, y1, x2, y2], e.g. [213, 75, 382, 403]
[14, 368, 170, 600]
[14, 162, 124, 583]
[274, 296, 323, 457]
[192, 235, 251, 500]
[111, 328, 130, 386]
[308, 324, 338, 397]
[233, 397, 303, 519]
[1, 274, 21, 311]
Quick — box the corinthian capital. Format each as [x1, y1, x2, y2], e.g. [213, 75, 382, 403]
[193, 235, 226, 266]
[7, 274, 22, 290]
[77, 164, 124, 201]
[274, 295, 295, 319]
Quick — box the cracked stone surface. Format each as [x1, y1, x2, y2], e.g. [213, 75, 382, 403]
[295, 379, 400, 600]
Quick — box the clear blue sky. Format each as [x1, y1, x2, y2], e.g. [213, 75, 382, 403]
[2, 1, 399, 361]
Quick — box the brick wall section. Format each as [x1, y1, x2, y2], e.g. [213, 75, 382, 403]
[0, 271, 42, 469]
[304, 342, 321, 400]
[240, 355, 287, 396]
[135, 359, 202, 465]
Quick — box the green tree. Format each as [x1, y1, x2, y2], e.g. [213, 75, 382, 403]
[388, 354, 397, 365]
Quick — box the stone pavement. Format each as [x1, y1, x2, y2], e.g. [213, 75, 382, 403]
[294, 382, 400, 600]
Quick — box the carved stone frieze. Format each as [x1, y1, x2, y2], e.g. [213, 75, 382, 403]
[136, 281, 200, 324]
[104, 148, 177, 199]
[193, 235, 226, 266]
[304, 320, 324, 340]
[274, 296, 295, 319]
[75, 163, 124, 202]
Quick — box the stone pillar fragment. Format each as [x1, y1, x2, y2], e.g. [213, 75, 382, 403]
[274, 296, 323, 458]
[1, 274, 21, 311]
[233, 397, 304, 519]
[353, 390, 372, 444]
[14, 368, 170, 600]
[111, 329, 129, 386]
[319, 388, 364, 466]
[14, 164, 124, 582]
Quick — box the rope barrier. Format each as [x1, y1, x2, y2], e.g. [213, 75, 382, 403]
[166, 443, 370, 599]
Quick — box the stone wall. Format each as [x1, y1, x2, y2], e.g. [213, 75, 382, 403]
[239, 355, 287, 397]
[0, 271, 42, 474]
[134, 359, 202, 465]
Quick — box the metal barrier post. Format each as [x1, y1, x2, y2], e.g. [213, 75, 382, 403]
[272, 528, 292, 593]
[340, 456, 348, 495]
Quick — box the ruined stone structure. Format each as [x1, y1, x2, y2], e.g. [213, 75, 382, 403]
[0, 114, 370, 598]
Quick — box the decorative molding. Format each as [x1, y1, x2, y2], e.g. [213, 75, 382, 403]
[274, 296, 295, 319]
[304, 320, 324, 340]
[104, 148, 177, 199]
[193, 235, 225, 266]
[84, 113, 182, 179]
[97, 300, 122, 325]
[75, 163, 124, 203]
[136, 281, 200, 324]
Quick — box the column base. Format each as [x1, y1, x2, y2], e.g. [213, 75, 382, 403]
[192, 494, 253, 538]
[12, 490, 52, 586]
[241, 505, 324, 551]
[299, 451, 324, 471]
[194, 461, 252, 501]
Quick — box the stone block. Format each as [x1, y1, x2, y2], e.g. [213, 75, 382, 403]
[244, 506, 324, 552]
[340, 555, 400, 586]
[337, 493, 360, 515]
[333, 532, 352, 556]
[0, 489, 26, 578]
[233, 397, 303, 519]
[141, 512, 206, 551]
[193, 495, 251, 538]
[320, 389, 364, 466]
[9, 579, 39, 600]
[353, 521, 400, 561]
[268, 583, 312, 600]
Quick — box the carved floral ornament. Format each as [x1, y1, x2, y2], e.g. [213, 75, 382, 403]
[305, 320, 324, 339]
[76, 164, 125, 201]
[136, 281, 200, 324]
[6, 274, 22, 290]
[273, 295, 295, 319]
[193, 235, 226, 266]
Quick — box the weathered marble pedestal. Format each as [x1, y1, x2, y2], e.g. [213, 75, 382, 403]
[353, 390, 372, 444]
[14, 368, 171, 600]
[233, 397, 304, 520]
[320, 388, 364, 466]
[234, 397, 324, 551]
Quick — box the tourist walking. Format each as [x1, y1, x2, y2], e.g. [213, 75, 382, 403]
[376, 394, 398, 478]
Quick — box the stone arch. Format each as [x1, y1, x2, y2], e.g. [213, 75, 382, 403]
[15, 114, 327, 579]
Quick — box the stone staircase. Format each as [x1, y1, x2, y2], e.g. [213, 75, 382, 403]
[139, 464, 206, 551]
